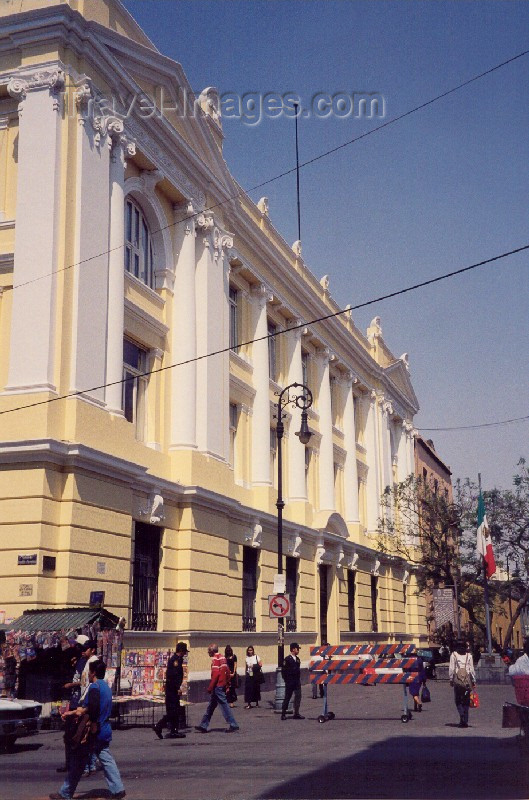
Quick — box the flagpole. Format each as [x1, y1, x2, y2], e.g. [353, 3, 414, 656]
[478, 473, 493, 655]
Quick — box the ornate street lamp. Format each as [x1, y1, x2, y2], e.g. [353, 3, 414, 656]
[273, 382, 313, 710]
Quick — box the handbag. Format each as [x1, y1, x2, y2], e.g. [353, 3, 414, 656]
[420, 685, 431, 703]
[469, 689, 480, 709]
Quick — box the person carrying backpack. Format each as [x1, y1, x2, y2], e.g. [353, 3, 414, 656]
[449, 639, 477, 728]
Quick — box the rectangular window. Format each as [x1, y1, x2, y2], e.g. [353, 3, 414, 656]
[330, 376, 337, 426]
[131, 522, 160, 631]
[286, 556, 298, 632]
[353, 395, 363, 445]
[268, 320, 278, 382]
[123, 339, 148, 440]
[270, 427, 277, 488]
[229, 402, 238, 467]
[301, 350, 309, 389]
[371, 575, 378, 632]
[347, 570, 356, 631]
[242, 547, 258, 632]
[229, 286, 239, 351]
[304, 447, 311, 496]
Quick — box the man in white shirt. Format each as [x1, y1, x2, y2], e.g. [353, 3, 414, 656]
[508, 638, 529, 676]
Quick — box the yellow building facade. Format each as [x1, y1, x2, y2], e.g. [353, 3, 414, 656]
[0, 0, 427, 674]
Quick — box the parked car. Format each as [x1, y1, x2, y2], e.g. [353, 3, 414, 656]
[416, 647, 449, 679]
[0, 698, 42, 749]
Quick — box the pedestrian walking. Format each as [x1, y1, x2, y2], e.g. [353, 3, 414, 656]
[50, 659, 125, 800]
[408, 655, 426, 712]
[508, 637, 529, 676]
[244, 645, 263, 708]
[195, 643, 239, 733]
[57, 635, 90, 774]
[224, 645, 238, 707]
[281, 642, 304, 720]
[154, 641, 187, 739]
[449, 639, 477, 728]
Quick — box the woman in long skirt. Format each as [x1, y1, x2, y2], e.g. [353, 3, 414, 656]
[244, 645, 262, 709]
[225, 645, 238, 707]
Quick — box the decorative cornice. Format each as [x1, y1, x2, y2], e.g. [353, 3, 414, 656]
[125, 117, 205, 209]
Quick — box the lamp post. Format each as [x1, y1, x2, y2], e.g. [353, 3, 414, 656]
[273, 382, 313, 710]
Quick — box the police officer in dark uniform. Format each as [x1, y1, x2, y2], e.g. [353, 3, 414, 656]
[154, 641, 188, 739]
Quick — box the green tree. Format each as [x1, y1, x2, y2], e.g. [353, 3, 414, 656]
[376, 459, 528, 650]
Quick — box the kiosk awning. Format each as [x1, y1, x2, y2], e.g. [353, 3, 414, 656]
[8, 607, 119, 632]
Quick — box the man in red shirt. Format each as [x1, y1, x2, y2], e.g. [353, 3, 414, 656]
[195, 643, 239, 733]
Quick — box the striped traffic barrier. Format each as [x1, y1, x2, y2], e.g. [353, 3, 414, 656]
[308, 643, 420, 723]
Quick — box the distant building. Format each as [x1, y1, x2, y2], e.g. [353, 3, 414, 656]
[0, 0, 427, 675]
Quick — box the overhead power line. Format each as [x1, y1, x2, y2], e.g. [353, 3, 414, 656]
[418, 415, 529, 432]
[0, 243, 526, 418]
[5, 48, 529, 295]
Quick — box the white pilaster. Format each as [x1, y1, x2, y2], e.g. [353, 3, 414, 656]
[364, 391, 381, 532]
[342, 375, 360, 524]
[250, 283, 272, 485]
[171, 201, 197, 448]
[316, 348, 334, 513]
[106, 128, 135, 414]
[286, 324, 306, 502]
[195, 216, 233, 460]
[6, 69, 64, 393]
[396, 421, 409, 482]
[380, 399, 394, 493]
[69, 85, 111, 403]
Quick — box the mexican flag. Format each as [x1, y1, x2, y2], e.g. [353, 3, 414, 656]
[477, 491, 496, 578]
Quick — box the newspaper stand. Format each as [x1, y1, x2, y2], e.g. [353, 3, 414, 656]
[309, 643, 418, 724]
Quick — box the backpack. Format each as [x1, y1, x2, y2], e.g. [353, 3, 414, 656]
[453, 655, 472, 689]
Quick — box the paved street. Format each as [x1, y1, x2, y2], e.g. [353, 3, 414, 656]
[3, 682, 528, 800]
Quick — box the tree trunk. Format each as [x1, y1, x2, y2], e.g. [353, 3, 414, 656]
[503, 586, 529, 648]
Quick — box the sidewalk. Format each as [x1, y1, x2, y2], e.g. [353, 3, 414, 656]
[5, 681, 529, 800]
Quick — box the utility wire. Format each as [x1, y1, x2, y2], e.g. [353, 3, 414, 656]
[5, 48, 529, 294]
[418, 415, 529, 432]
[0, 243, 527, 418]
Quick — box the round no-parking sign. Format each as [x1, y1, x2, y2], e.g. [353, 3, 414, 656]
[268, 594, 291, 618]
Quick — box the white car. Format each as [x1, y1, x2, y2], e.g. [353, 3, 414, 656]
[0, 698, 42, 749]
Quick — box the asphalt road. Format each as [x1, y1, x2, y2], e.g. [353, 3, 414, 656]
[3, 682, 527, 800]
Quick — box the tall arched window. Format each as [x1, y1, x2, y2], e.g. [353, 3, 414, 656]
[125, 198, 154, 288]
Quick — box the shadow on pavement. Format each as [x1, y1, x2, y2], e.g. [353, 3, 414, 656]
[260, 735, 529, 799]
[0, 741, 43, 755]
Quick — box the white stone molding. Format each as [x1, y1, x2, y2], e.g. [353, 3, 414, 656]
[402, 569, 410, 584]
[7, 68, 65, 113]
[372, 557, 381, 577]
[348, 551, 359, 571]
[320, 274, 330, 292]
[287, 534, 302, 558]
[292, 240, 302, 258]
[198, 86, 222, 126]
[336, 546, 345, 568]
[399, 353, 410, 371]
[315, 539, 326, 565]
[257, 197, 269, 216]
[125, 117, 205, 209]
[250, 282, 273, 309]
[244, 519, 262, 548]
[140, 491, 165, 525]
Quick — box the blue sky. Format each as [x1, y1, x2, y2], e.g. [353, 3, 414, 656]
[124, 0, 528, 490]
